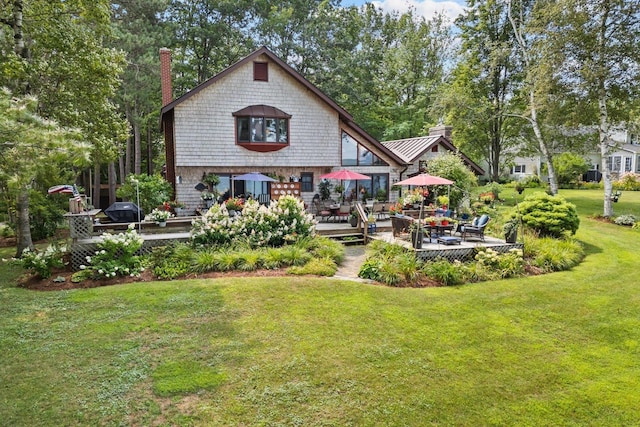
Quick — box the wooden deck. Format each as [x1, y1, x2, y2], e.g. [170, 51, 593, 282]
[70, 215, 521, 269]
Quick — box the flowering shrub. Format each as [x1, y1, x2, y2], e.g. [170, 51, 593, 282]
[17, 243, 66, 278]
[191, 202, 237, 246]
[614, 214, 636, 226]
[613, 172, 640, 191]
[267, 195, 316, 246]
[475, 248, 524, 279]
[146, 208, 174, 223]
[81, 225, 144, 279]
[191, 195, 316, 248]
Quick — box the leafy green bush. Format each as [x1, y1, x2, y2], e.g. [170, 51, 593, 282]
[358, 241, 424, 286]
[613, 172, 640, 191]
[288, 257, 337, 276]
[116, 174, 172, 215]
[150, 243, 194, 279]
[525, 236, 584, 272]
[302, 236, 345, 264]
[426, 152, 478, 209]
[28, 191, 66, 241]
[81, 225, 144, 279]
[17, 242, 66, 278]
[518, 193, 580, 237]
[422, 259, 465, 286]
[552, 153, 589, 186]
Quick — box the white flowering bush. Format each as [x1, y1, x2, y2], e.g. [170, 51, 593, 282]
[266, 195, 316, 246]
[81, 225, 145, 279]
[474, 248, 524, 279]
[191, 202, 237, 246]
[191, 195, 316, 248]
[17, 243, 67, 278]
[146, 208, 174, 223]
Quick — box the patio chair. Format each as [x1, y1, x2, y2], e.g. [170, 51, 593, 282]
[335, 203, 351, 222]
[462, 214, 490, 241]
[372, 202, 388, 220]
[314, 200, 331, 222]
[391, 215, 414, 239]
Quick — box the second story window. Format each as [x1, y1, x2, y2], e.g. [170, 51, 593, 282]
[234, 105, 291, 152]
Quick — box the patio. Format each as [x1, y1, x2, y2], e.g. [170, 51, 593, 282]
[316, 219, 523, 262]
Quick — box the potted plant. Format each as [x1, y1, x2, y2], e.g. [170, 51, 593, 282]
[437, 195, 449, 209]
[146, 208, 174, 226]
[201, 191, 215, 208]
[164, 200, 185, 216]
[388, 202, 402, 216]
[225, 197, 244, 213]
[425, 216, 440, 226]
[203, 173, 220, 191]
[318, 180, 332, 201]
[334, 184, 345, 202]
[348, 212, 359, 227]
[503, 217, 519, 243]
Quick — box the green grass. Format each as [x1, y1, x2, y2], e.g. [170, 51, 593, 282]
[1, 189, 640, 425]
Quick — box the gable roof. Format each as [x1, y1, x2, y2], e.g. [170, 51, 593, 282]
[382, 135, 485, 175]
[160, 46, 404, 165]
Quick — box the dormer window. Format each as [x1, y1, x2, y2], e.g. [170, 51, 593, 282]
[234, 105, 291, 152]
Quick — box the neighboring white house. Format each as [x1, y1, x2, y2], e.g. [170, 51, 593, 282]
[507, 129, 640, 182]
[159, 46, 482, 212]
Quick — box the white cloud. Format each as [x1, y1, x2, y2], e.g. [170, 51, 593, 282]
[370, 0, 466, 21]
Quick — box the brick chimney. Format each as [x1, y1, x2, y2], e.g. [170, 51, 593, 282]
[160, 48, 172, 106]
[429, 123, 453, 139]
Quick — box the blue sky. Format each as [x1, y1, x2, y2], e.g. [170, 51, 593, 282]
[340, 0, 466, 21]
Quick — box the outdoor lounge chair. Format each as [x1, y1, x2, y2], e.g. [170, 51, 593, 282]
[462, 214, 490, 241]
[391, 215, 414, 239]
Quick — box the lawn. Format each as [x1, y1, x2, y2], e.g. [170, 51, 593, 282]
[1, 189, 639, 426]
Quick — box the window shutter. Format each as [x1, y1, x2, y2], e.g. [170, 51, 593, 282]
[254, 62, 268, 81]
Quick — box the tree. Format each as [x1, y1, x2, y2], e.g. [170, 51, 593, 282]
[168, 0, 254, 92]
[537, 0, 640, 216]
[551, 153, 589, 186]
[111, 0, 172, 186]
[0, 0, 128, 211]
[426, 152, 478, 210]
[442, 0, 523, 181]
[0, 89, 90, 256]
[506, 0, 560, 195]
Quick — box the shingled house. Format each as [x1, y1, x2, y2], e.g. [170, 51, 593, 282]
[159, 46, 482, 213]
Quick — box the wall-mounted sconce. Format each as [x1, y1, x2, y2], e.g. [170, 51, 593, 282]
[177, 176, 183, 184]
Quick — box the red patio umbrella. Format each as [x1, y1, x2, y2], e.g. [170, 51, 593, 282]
[320, 169, 371, 203]
[319, 169, 371, 181]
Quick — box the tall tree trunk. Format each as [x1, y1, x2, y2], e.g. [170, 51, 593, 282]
[119, 155, 125, 184]
[529, 90, 558, 194]
[599, 88, 614, 217]
[507, 0, 559, 195]
[108, 161, 117, 206]
[147, 124, 153, 175]
[93, 162, 101, 210]
[12, 0, 25, 57]
[15, 186, 34, 257]
[134, 119, 141, 175]
[125, 106, 132, 177]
